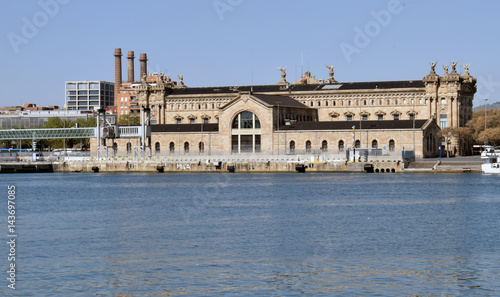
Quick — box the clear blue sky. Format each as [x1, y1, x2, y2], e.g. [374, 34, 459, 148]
[0, 0, 498, 108]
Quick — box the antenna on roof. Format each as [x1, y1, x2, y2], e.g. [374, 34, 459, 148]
[307, 46, 310, 72]
[301, 52, 304, 77]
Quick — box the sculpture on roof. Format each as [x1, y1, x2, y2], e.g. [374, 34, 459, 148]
[429, 62, 437, 74]
[463, 63, 470, 75]
[277, 67, 287, 80]
[276, 66, 288, 85]
[450, 61, 458, 73]
[176, 74, 186, 88]
[443, 64, 449, 75]
[325, 64, 336, 83]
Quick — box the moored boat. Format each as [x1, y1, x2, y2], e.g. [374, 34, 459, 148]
[481, 146, 500, 174]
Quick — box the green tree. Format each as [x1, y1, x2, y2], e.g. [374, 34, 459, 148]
[466, 109, 500, 145]
[117, 114, 141, 126]
[44, 117, 74, 129]
[75, 117, 97, 128]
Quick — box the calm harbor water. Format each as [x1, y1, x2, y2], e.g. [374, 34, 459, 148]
[2, 172, 500, 296]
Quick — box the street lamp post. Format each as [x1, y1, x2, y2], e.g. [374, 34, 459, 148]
[352, 125, 355, 162]
[484, 98, 488, 146]
[485, 98, 488, 130]
[412, 97, 415, 153]
[276, 101, 281, 155]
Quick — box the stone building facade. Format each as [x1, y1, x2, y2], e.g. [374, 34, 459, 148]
[108, 48, 476, 158]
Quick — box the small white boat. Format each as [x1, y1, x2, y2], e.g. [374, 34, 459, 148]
[481, 147, 500, 174]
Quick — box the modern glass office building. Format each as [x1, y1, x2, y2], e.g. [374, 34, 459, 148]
[65, 81, 114, 111]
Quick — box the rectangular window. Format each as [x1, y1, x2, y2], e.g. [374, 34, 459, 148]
[78, 90, 88, 95]
[176, 119, 181, 124]
[78, 83, 87, 89]
[346, 115, 352, 121]
[440, 114, 447, 128]
[393, 114, 400, 120]
[89, 90, 99, 95]
[362, 115, 368, 121]
[232, 135, 239, 152]
[66, 83, 76, 90]
[409, 114, 415, 121]
[203, 118, 209, 124]
[240, 135, 253, 152]
[89, 83, 99, 89]
[190, 119, 195, 124]
[378, 115, 384, 121]
[255, 135, 261, 152]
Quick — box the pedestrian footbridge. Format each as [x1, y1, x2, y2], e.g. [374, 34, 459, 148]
[0, 126, 148, 140]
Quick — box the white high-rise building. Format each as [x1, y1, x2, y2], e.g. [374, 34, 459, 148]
[65, 81, 114, 111]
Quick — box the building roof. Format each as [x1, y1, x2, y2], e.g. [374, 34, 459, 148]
[252, 94, 309, 108]
[278, 119, 429, 131]
[334, 80, 425, 90]
[151, 123, 219, 133]
[167, 80, 425, 96]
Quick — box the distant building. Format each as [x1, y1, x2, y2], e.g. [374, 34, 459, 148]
[65, 81, 114, 111]
[0, 109, 94, 129]
[0, 103, 60, 112]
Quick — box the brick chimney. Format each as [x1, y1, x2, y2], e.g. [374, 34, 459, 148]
[140, 53, 148, 81]
[127, 51, 135, 82]
[114, 48, 122, 101]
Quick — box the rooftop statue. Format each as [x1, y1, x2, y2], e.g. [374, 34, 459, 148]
[277, 66, 287, 80]
[463, 63, 470, 75]
[325, 64, 336, 82]
[443, 64, 449, 75]
[451, 61, 458, 73]
[429, 62, 436, 73]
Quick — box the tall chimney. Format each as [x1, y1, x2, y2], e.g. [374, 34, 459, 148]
[140, 53, 148, 81]
[114, 48, 122, 102]
[127, 51, 135, 82]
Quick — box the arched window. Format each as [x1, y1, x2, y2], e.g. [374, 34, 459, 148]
[169, 142, 175, 154]
[232, 111, 260, 129]
[155, 142, 160, 152]
[184, 142, 189, 154]
[290, 141, 295, 154]
[126, 142, 132, 153]
[199, 142, 204, 153]
[231, 111, 261, 153]
[389, 140, 395, 151]
[306, 140, 312, 153]
[372, 140, 378, 149]
[321, 140, 328, 152]
[338, 140, 344, 152]
[113, 142, 118, 153]
[355, 140, 360, 148]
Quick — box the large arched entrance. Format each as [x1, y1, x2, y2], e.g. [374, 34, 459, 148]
[231, 111, 261, 153]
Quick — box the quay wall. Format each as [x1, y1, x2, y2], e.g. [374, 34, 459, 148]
[51, 159, 403, 173]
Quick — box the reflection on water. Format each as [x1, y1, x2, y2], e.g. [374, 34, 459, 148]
[2, 173, 500, 296]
